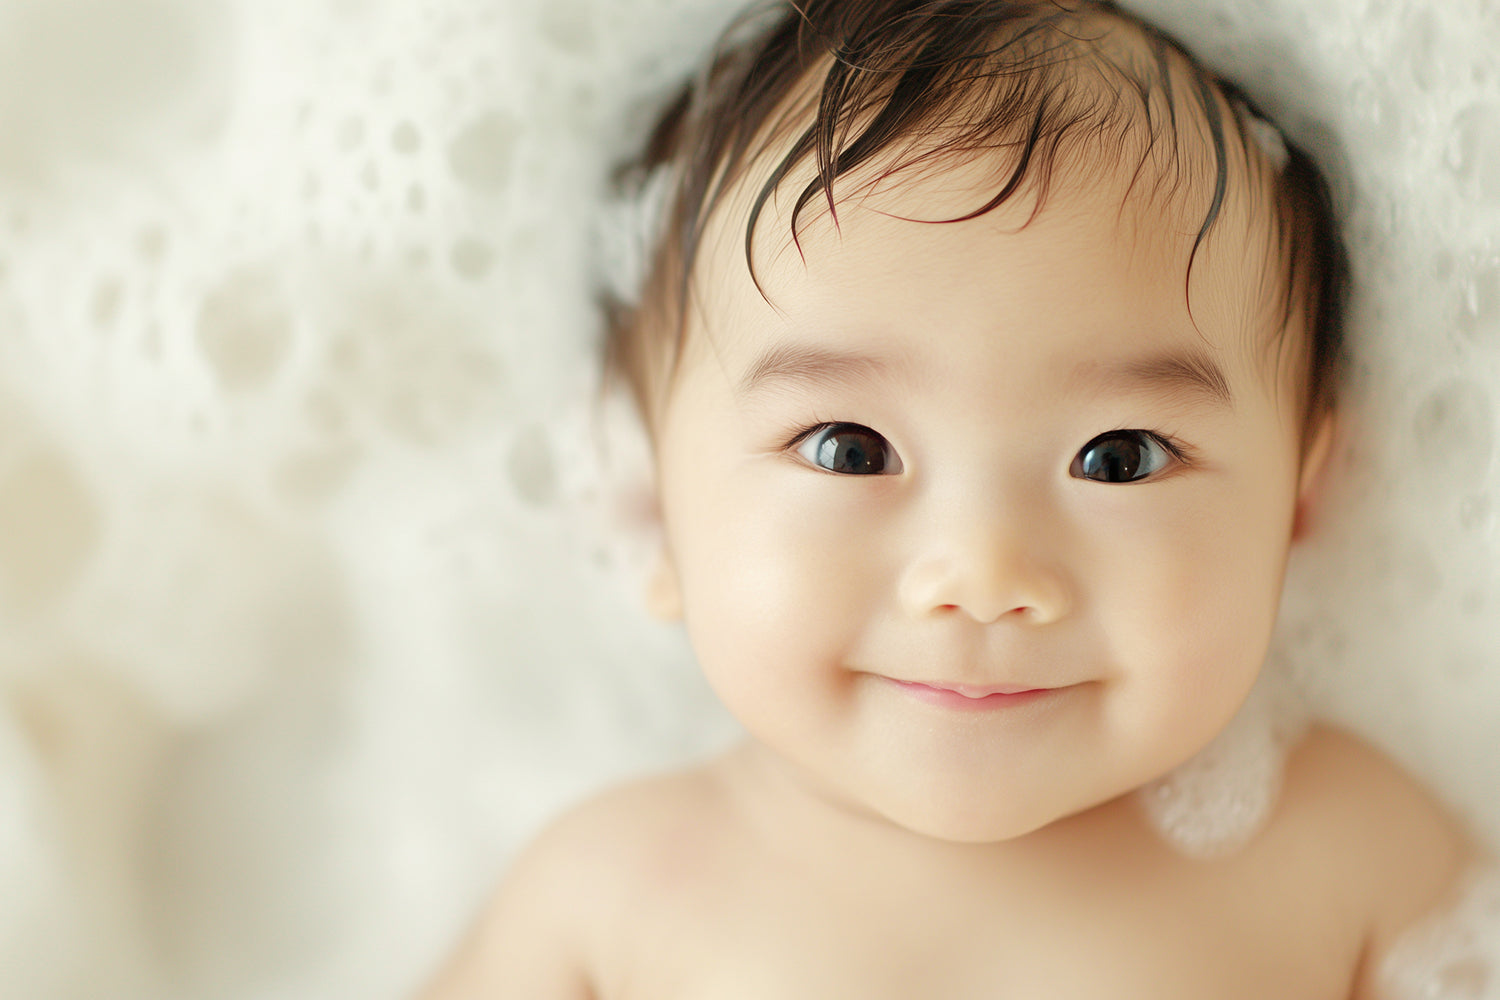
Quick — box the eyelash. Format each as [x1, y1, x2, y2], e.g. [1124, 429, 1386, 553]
[1111, 429, 1193, 465]
[778, 415, 842, 454]
[1150, 431, 1193, 466]
[780, 420, 831, 453]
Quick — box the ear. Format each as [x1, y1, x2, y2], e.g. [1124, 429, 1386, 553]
[644, 546, 683, 621]
[1291, 411, 1338, 542]
[635, 472, 683, 621]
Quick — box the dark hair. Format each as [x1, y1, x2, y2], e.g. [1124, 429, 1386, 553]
[604, 0, 1347, 439]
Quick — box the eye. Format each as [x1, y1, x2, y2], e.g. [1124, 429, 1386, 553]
[1071, 430, 1176, 483]
[795, 423, 902, 475]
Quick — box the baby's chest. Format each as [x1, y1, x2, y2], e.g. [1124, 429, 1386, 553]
[597, 863, 1361, 1000]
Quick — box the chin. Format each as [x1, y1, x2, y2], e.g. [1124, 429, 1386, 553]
[872, 790, 1084, 845]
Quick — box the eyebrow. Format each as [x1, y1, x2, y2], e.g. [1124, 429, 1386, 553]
[737, 342, 894, 396]
[1094, 349, 1234, 409]
[738, 340, 1233, 409]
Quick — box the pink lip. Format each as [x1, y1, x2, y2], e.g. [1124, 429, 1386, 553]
[883, 678, 1058, 711]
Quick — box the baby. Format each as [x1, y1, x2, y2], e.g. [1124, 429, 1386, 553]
[425, 0, 1473, 996]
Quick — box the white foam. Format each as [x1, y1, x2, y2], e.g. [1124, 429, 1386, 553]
[1137, 661, 1310, 859]
[1382, 866, 1500, 1000]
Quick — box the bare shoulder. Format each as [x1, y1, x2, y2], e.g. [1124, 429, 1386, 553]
[1273, 725, 1475, 976]
[418, 763, 736, 1000]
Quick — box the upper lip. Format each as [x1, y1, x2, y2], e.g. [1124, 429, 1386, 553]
[887, 678, 1050, 698]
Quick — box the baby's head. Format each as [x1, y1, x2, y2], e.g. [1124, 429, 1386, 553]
[605, 0, 1348, 842]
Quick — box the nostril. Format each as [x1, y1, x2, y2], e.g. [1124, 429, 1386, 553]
[898, 544, 1070, 625]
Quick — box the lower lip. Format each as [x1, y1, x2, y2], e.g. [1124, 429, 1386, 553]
[883, 679, 1057, 711]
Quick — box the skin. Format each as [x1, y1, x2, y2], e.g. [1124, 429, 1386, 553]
[420, 96, 1470, 1000]
[648, 153, 1312, 847]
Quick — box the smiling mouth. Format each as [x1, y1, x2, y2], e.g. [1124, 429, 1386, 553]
[882, 677, 1062, 711]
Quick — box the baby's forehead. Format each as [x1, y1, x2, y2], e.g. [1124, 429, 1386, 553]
[696, 4, 1287, 294]
[702, 98, 1285, 326]
[705, 144, 1277, 329]
[686, 70, 1295, 404]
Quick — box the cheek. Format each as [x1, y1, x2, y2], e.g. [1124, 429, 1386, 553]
[1091, 474, 1296, 714]
[663, 464, 885, 705]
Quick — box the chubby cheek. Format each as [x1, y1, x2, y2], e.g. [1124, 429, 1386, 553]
[1094, 471, 1297, 748]
[659, 445, 886, 733]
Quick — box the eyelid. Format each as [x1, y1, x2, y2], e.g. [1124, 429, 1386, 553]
[1100, 429, 1192, 464]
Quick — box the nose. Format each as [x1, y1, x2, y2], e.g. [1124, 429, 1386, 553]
[896, 489, 1072, 625]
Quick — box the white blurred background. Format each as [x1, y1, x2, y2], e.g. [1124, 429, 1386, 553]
[0, 1, 1494, 997]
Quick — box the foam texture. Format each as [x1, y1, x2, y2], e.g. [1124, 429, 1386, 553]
[1384, 866, 1500, 999]
[0, 0, 1494, 997]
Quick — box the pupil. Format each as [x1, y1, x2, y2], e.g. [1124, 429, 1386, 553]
[1091, 438, 1141, 480]
[821, 433, 881, 473]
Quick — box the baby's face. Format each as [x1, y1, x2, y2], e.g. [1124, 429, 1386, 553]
[649, 152, 1320, 842]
